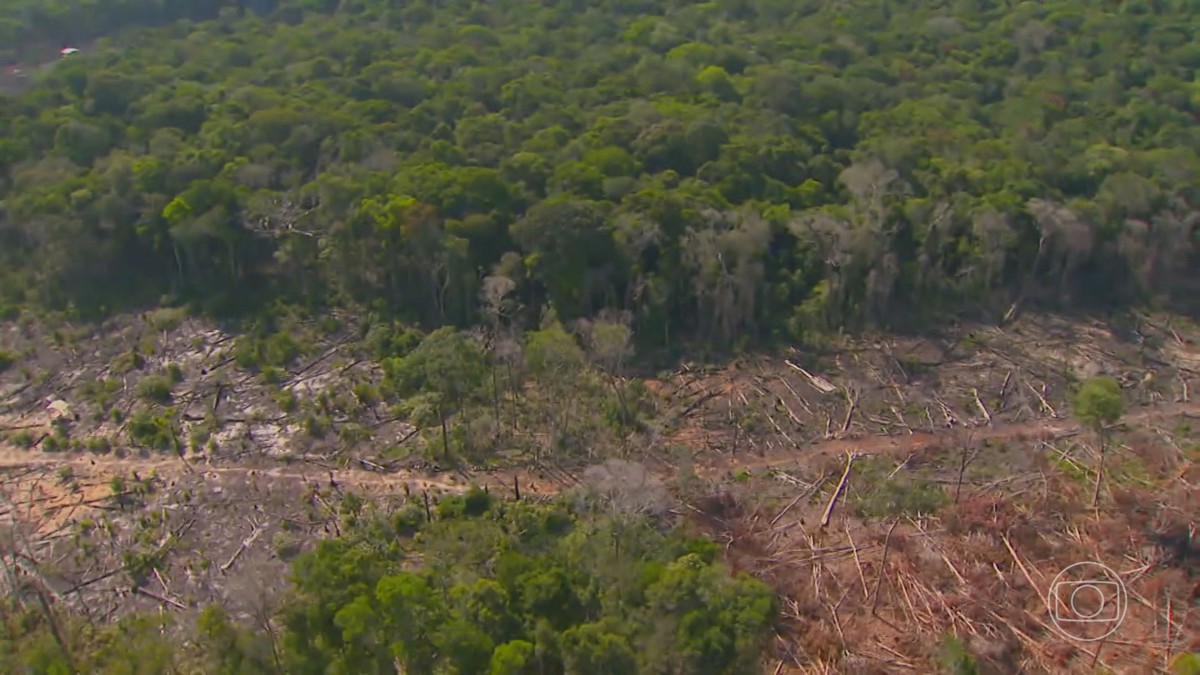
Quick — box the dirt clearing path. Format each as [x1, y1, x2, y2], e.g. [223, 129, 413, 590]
[695, 397, 1200, 478]
[4, 397, 1198, 497]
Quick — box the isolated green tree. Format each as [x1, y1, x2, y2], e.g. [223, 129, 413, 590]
[1071, 375, 1125, 506]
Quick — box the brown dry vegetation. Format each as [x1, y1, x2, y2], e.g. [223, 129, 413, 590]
[2, 309, 1199, 672]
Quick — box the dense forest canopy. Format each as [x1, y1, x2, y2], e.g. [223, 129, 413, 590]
[2, 0, 1199, 346]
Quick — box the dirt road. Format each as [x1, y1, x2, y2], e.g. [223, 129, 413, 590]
[3, 397, 1197, 498]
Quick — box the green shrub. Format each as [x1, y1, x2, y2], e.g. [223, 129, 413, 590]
[147, 306, 187, 332]
[435, 485, 494, 519]
[855, 476, 948, 521]
[235, 331, 304, 371]
[851, 457, 949, 522]
[303, 413, 331, 438]
[272, 531, 302, 561]
[137, 374, 175, 404]
[1171, 653, 1200, 675]
[112, 350, 145, 374]
[79, 378, 122, 407]
[273, 389, 298, 412]
[127, 409, 179, 451]
[337, 423, 371, 445]
[938, 635, 980, 675]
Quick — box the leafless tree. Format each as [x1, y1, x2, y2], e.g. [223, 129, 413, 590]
[788, 158, 910, 324]
[682, 208, 771, 344]
[1118, 199, 1198, 296]
[971, 210, 1016, 290]
[480, 275, 522, 433]
[1026, 198, 1095, 294]
[580, 460, 671, 520]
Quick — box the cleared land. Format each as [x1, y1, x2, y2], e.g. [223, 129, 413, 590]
[2, 310, 1199, 672]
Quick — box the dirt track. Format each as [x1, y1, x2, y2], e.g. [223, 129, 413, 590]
[5, 396, 1198, 499]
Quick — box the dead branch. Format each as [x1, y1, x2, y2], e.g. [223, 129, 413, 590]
[0, 423, 45, 432]
[998, 369, 1013, 409]
[954, 433, 974, 504]
[933, 396, 957, 428]
[1025, 381, 1056, 417]
[764, 409, 800, 449]
[846, 526, 870, 600]
[220, 522, 265, 573]
[841, 387, 858, 434]
[784, 361, 838, 394]
[152, 567, 172, 595]
[870, 520, 900, 616]
[1000, 536, 1045, 605]
[1091, 443, 1106, 508]
[776, 396, 804, 427]
[135, 586, 187, 610]
[286, 334, 356, 380]
[820, 454, 856, 528]
[826, 596, 848, 649]
[771, 490, 809, 527]
[64, 568, 121, 595]
[677, 390, 720, 421]
[777, 377, 814, 415]
[972, 388, 992, 425]
[887, 454, 912, 480]
[356, 458, 387, 473]
[889, 406, 913, 435]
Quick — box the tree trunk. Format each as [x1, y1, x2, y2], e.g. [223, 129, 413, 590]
[439, 410, 450, 460]
[1091, 430, 1106, 507]
[491, 366, 502, 438]
[506, 362, 519, 433]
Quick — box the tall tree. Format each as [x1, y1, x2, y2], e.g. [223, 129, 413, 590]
[384, 327, 487, 459]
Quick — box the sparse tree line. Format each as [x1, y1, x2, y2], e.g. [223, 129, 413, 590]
[379, 315, 648, 463]
[1, 0, 1198, 352]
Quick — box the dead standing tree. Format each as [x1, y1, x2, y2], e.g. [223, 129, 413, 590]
[1005, 198, 1095, 324]
[788, 158, 910, 327]
[681, 208, 772, 346]
[578, 460, 670, 558]
[1117, 197, 1199, 298]
[480, 275, 523, 436]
